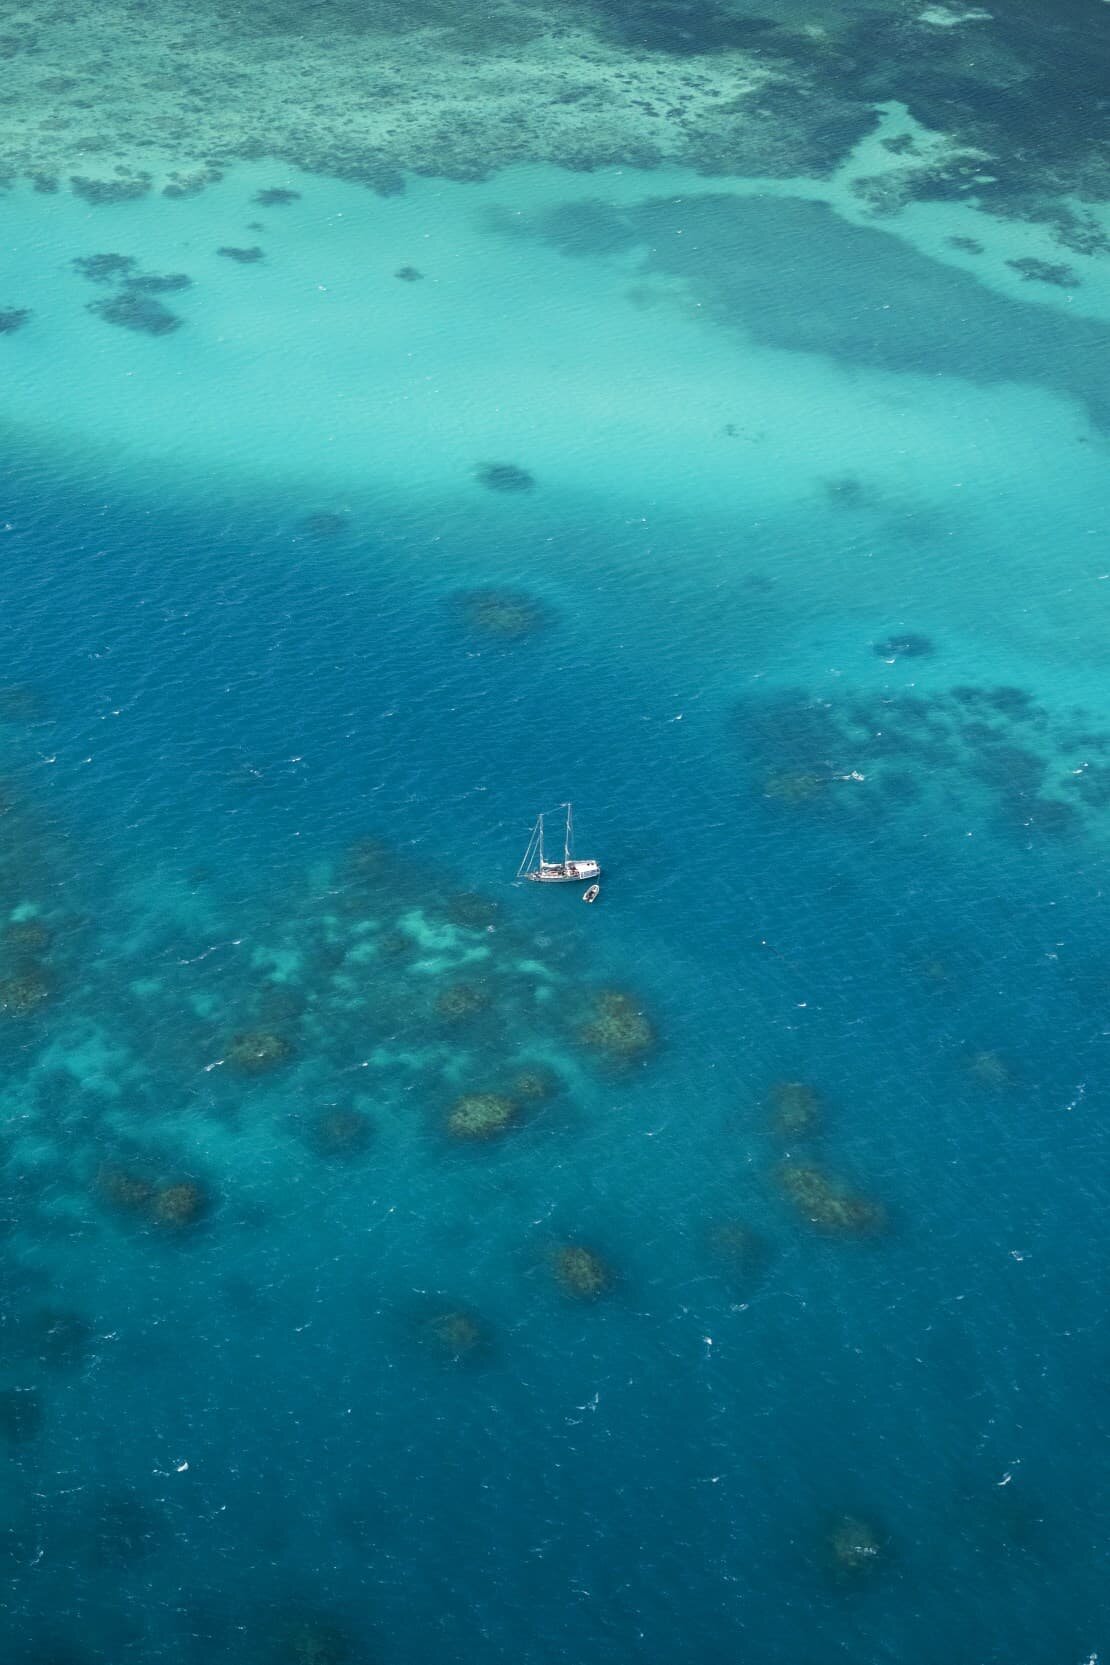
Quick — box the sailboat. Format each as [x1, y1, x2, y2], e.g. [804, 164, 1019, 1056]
[517, 803, 600, 884]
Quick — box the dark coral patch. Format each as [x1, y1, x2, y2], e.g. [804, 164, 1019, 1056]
[124, 272, 193, 293]
[70, 175, 151, 204]
[0, 307, 30, 333]
[1006, 257, 1079, 288]
[297, 511, 349, 537]
[217, 245, 265, 263]
[873, 632, 934, 659]
[72, 253, 136, 283]
[87, 292, 182, 334]
[451, 588, 553, 639]
[475, 461, 536, 493]
[254, 187, 301, 206]
[395, 265, 424, 281]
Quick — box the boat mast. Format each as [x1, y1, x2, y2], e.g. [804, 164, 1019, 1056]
[563, 802, 573, 867]
[517, 815, 544, 880]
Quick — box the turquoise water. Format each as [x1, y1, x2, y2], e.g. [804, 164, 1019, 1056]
[2, 39, 1110, 1665]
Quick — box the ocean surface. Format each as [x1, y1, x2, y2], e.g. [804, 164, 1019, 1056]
[2, 8, 1109, 1664]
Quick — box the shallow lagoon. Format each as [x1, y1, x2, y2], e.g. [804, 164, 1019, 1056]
[2, 57, 1110, 1665]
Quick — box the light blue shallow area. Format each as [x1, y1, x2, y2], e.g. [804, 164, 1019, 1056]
[1, 149, 1109, 1665]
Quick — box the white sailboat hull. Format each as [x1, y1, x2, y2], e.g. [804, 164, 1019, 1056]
[526, 859, 600, 883]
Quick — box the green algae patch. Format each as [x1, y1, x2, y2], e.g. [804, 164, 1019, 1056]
[552, 1244, 613, 1300]
[776, 1162, 886, 1237]
[446, 1091, 517, 1141]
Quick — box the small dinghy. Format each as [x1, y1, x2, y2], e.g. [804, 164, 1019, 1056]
[582, 884, 600, 904]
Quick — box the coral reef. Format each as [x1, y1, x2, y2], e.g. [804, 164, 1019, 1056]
[577, 989, 655, 1061]
[72, 253, 136, 283]
[435, 982, 491, 1021]
[965, 1049, 1015, 1090]
[254, 187, 300, 205]
[217, 245, 264, 263]
[310, 1107, 372, 1156]
[446, 1092, 517, 1141]
[70, 174, 150, 204]
[96, 1167, 210, 1230]
[825, 1513, 884, 1577]
[761, 771, 827, 806]
[777, 1162, 886, 1236]
[451, 588, 552, 640]
[0, 968, 51, 1014]
[124, 272, 193, 293]
[510, 1065, 559, 1102]
[475, 461, 536, 493]
[86, 292, 182, 334]
[706, 1219, 768, 1283]
[743, 681, 1110, 843]
[150, 1179, 209, 1229]
[416, 1305, 490, 1361]
[226, 1029, 294, 1073]
[0, 306, 31, 333]
[395, 265, 423, 281]
[553, 1244, 613, 1299]
[768, 1080, 821, 1138]
[1006, 257, 1079, 288]
[298, 511, 349, 538]
[873, 633, 934, 659]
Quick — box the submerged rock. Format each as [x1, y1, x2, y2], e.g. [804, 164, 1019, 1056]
[395, 264, 423, 281]
[254, 187, 301, 206]
[553, 1243, 613, 1299]
[217, 244, 264, 263]
[0, 307, 31, 333]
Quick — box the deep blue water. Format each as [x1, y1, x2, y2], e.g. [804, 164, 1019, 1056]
[2, 432, 1108, 1665]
